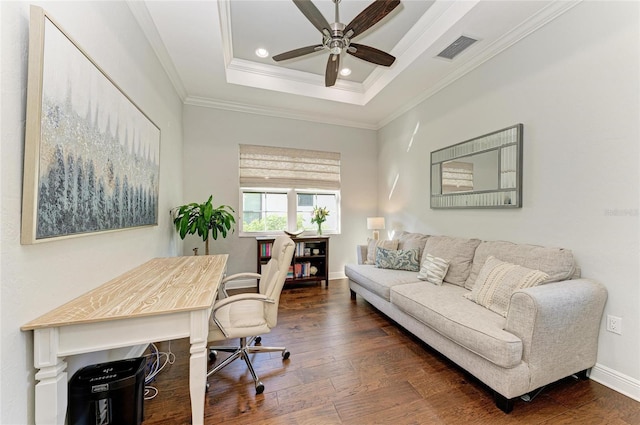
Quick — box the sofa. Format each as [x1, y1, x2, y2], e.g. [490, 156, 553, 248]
[344, 232, 607, 413]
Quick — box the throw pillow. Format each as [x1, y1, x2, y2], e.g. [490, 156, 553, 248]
[417, 254, 450, 286]
[365, 238, 398, 265]
[422, 236, 481, 287]
[465, 256, 549, 317]
[464, 240, 576, 290]
[396, 232, 430, 261]
[375, 247, 421, 271]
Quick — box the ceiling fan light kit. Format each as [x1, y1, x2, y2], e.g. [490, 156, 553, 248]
[273, 0, 400, 87]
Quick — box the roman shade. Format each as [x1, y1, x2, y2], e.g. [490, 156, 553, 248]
[239, 144, 341, 190]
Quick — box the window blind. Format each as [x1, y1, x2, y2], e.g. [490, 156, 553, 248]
[239, 144, 341, 190]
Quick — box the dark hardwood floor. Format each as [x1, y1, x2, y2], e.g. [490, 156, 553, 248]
[142, 279, 639, 424]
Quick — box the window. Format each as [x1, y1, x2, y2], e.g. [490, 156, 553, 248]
[239, 145, 341, 235]
[296, 192, 338, 231]
[242, 191, 288, 232]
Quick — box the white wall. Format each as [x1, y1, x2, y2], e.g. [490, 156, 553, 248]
[182, 105, 378, 279]
[378, 1, 639, 399]
[0, 2, 183, 424]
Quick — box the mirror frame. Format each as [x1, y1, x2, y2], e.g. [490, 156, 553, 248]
[430, 124, 523, 209]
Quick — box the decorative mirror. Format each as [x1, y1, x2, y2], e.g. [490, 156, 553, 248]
[430, 124, 523, 209]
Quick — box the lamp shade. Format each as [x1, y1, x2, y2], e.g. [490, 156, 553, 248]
[367, 217, 385, 230]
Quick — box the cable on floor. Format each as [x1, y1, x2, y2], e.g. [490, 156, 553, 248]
[144, 341, 175, 400]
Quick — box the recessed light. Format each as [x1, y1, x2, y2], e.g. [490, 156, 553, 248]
[340, 68, 352, 76]
[255, 48, 269, 58]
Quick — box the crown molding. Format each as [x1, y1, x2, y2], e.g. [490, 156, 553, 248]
[362, 0, 479, 102]
[130, 0, 582, 131]
[184, 96, 378, 130]
[126, 0, 187, 101]
[377, 0, 583, 128]
[216, 0, 471, 107]
[226, 58, 368, 105]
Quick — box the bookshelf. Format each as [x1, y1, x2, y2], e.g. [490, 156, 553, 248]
[257, 236, 329, 286]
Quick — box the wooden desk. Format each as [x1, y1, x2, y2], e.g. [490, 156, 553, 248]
[21, 255, 228, 425]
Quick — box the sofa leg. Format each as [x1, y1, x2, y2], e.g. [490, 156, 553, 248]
[520, 386, 545, 402]
[350, 289, 356, 300]
[494, 392, 513, 413]
[573, 369, 589, 380]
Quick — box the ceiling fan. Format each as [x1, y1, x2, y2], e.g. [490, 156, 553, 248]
[273, 0, 400, 87]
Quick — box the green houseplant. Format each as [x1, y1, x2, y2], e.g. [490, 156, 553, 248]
[173, 195, 236, 255]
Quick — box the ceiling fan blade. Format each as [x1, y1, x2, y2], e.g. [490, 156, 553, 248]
[292, 0, 331, 35]
[344, 0, 400, 39]
[273, 45, 324, 62]
[348, 43, 395, 66]
[325, 54, 340, 87]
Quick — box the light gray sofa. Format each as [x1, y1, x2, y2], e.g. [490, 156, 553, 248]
[344, 232, 607, 413]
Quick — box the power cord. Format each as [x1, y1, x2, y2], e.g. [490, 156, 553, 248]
[144, 342, 175, 400]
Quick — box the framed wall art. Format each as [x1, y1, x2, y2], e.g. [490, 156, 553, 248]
[21, 6, 160, 244]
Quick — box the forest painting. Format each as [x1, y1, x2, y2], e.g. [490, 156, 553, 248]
[22, 9, 160, 244]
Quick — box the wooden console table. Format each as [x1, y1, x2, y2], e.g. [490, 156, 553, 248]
[21, 255, 228, 425]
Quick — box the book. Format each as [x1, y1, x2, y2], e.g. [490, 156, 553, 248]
[261, 242, 272, 257]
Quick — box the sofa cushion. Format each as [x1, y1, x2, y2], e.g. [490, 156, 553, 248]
[390, 282, 523, 368]
[464, 240, 577, 290]
[365, 238, 398, 265]
[423, 236, 481, 287]
[396, 232, 430, 262]
[417, 254, 449, 286]
[345, 264, 421, 301]
[464, 256, 549, 317]
[375, 247, 421, 272]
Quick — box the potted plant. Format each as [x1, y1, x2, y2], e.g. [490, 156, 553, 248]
[173, 195, 236, 255]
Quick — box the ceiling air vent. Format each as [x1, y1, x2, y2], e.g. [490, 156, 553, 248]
[437, 36, 478, 60]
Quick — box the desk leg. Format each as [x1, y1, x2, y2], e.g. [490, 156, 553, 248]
[189, 310, 209, 425]
[33, 328, 67, 425]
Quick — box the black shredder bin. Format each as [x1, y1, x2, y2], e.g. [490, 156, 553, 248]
[68, 357, 145, 425]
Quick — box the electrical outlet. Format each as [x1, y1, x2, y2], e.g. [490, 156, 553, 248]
[606, 315, 622, 335]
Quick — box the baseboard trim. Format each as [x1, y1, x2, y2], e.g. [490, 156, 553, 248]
[589, 363, 640, 402]
[329, 271, 346, 280]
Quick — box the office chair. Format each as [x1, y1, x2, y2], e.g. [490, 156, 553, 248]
[206, 235, 295, 394]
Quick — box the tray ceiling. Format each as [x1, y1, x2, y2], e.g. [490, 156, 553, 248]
[129, 0, 579, 129]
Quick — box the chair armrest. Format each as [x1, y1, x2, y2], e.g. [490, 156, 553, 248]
[356, 245, 368, 265]
[219, 272, 262, 298]
[213, 293, 274, 312]
[222, 272, 262, 284]
[505, 278, 607, 389]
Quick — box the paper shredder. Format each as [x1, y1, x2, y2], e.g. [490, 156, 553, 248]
[68, 357, 145, 425]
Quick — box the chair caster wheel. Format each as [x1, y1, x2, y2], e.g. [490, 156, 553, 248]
[282, 351, 290, 360]
[256, 382, 265, 394]
[209, 350, 217, 361]
[255, 336, 262, 345]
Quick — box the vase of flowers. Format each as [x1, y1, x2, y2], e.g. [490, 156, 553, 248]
[311, 206, 329, 235]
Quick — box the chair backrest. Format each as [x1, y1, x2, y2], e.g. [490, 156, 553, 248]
[259, 236, 295, 328]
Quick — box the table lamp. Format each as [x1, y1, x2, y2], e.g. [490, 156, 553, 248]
[367, 217, 385, 240]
